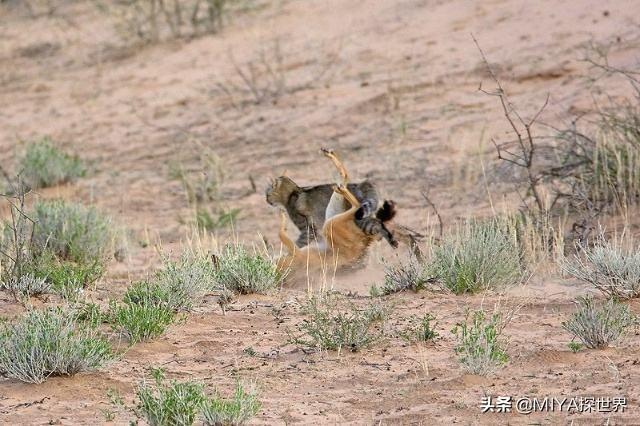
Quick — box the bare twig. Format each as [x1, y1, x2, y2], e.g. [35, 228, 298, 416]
[581, 40, 640, 96]
[420, 190, 443, 239]
[472, 34, 549, 214]
[0, 170, 38, 298]
[217, 38, 341, 108]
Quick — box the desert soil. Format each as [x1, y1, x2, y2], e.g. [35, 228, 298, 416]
[1, 0, 640, 424]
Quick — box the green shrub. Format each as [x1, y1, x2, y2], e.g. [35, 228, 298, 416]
[153, 253, 217, 311]
[562, 234, 640, 299]
[43, 260, 102, 291]
[0, 308, 111, 383]
[214, 245, 281, 294]
[452, 310, 508, 375]
[289, 296, 385, 352]
[73, 301, 107, 329]
[111, 299, 175, 343]
[563, 295, 634, 349]
[0, 196, 116, 298]
[19, 138, 85, 189]
[124, 281, 173, 307]
[27, 252, 104, 299]
[202, 382, 261, 426]
[133, 368, 260, 426]
[31, 200, 114, 265]
[399, 313, 439, 343]
[568, 341, 583, 353]
[137, 368, 205, 426]
[428, 219, 523, 294]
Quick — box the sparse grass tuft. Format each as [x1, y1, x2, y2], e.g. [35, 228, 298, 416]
[174, 150, 225, 205]
[153, 253, 217, 311]
[380, 256, 429, 295]
[568, 341, 583, 353]
[506, 211, 565, 270]
[289, 295, 386, 352]
[428, 219, 523, 294]
[452, 309, 508, 375]
[28, 252, 104, 299]
[172, 147, 240, 232]
[136, 368, 205, 426]
[214, 245, 281, 295]
[201, 382, 261, 426]
[196, 207, 241, 232]
[133, 368, 261, 426]
[19, 138, 85, 189]
[562, 233, 640, 299]
[0, 307, 111, 383]
[123, 281, 173, 308]
[558, 104, 640, 208]
[399, 313, 439, 343]
[562, 295, 634, 349]
[110, 299, 175, 344]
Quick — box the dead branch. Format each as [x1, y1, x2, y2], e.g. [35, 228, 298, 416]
[582, 40, 640, 96]
[420, 190, 443, 239]
[217, 38, 341, 108]
[472, 34, 549, 214]
[0, 169, 37, 294]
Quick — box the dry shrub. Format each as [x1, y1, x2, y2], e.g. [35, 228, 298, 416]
[289, 295, 388, 353]
[427, 218, 524, 294]
[562, 295, 634, 349]
[452, 309, 508, 375]
[96, 0, 230, 44]
[561, 231, 640, 299]
[0, 307, 112, 383]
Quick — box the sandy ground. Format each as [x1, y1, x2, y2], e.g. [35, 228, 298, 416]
[1, 0, 640, 424]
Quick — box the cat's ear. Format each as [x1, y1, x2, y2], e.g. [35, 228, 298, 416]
[281, 169, 289, 177]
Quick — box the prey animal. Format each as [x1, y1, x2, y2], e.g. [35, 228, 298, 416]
[275, 149, 397, 281]
[266, 158, 397, 248]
